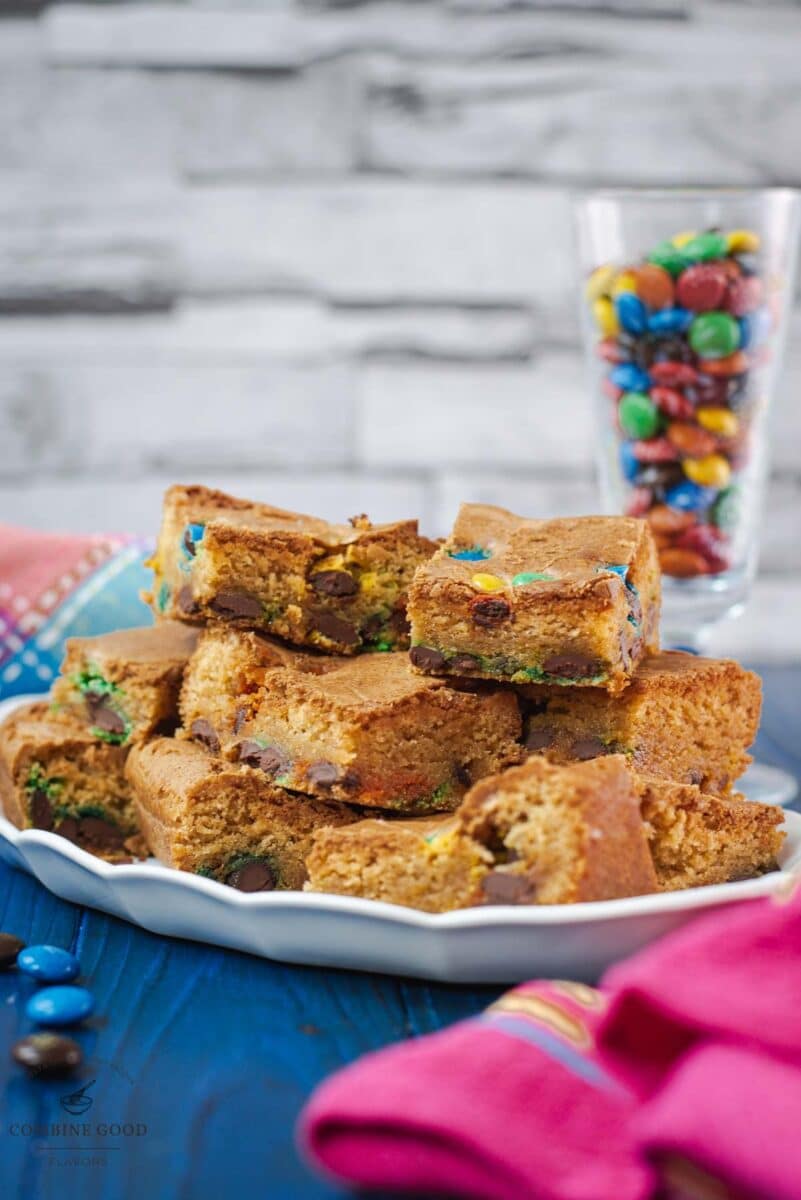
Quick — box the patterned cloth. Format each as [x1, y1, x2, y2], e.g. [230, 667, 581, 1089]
[0, 523, 154, 699]
[301, 879, 801, 1200]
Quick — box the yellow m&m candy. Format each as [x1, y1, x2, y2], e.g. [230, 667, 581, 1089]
[726, 229, 760, 254]
[471, 573, 506, 593]
[584, 264, 616, 302]
[592, 297, 619, 337]
[696, 407, 740, 438]
[683, 454, 732, 489]
[611, 270, 637, 299]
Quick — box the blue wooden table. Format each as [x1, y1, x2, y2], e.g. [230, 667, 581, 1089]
[1, 666, 798, 1200]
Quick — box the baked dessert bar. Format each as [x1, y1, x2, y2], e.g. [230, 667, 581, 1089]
[306, 815, 487, 913]
[234, 651, 523, 812]
[306, 756, 659, 909]
[126, 738, 358, 889]
[146, 485, 437, 655]
[179, 626, 339, 754]
[408, 504, 660, 694]
[522, 651, 761, 794]
[0, 702, 140, 860]
[640, 775, 783, 891]
[51, 623, 198, 746]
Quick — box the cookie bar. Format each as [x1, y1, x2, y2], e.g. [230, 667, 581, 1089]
[0, 702, 141, 860]
[146, 485, 437, 655]
[51, 622, 198, 746]
[307, 755, 658, 909]
[408, 504, 660, 694]
[233, 652, 523, 812]
[306, 815, 487, 913]
[639, 775, 783, 891]
[458, 755, 659, 905]
[522, 651, 761, 794]
[126, 738, 358, 889]
[179, 626, 339, 754]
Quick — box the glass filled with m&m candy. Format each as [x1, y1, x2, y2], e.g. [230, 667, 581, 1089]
[575, 188, 800, 649]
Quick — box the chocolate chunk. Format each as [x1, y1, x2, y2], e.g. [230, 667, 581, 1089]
[211, 590, 263, 620]
[233, 706, 247, 734]
[55, 817, 79, 844]
[85, 694, 126, 736]
[570, 736, 609, 761]
[306, 761, 340, 788]
[388, 606, 411, 638]
[340, 769, 362, 793]
[0, 932, 25, 969]
[309, 570, 358, 598]
[481, 871, 536, 906]
[409, 645, 446, 671]
[12, 1033, 82, 1077]
[29, 790, 54, 831]
[238, 741, 288, 778]
[177, 584, 199, 616]
[77, 817, 126, 850]
[687, 768, 704, 786]
[360, 614, 385, 642]
[182, 528, 197, 558]
[190, 718, 220, 754]
[311, 611, 360, 648]
[542, 654, 601, 680]
[470, 596, 512, 628]
[225, 860, 277, 893]
[449, 653, 481, 673]
[525, 728, 553, 752]
[455, 764, 472, 788]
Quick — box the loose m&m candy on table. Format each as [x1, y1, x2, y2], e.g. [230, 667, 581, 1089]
[584, 226, 779, 580]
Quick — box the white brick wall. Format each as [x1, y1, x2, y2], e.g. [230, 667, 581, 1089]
[1, 0, 801, 661]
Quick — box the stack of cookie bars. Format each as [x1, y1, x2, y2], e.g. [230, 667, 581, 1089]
[0, 485, 784, 909]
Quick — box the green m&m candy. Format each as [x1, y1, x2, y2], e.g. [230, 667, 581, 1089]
[679, 231, 729, 262]
[711, 486, 740, 533]
[618, 391, 661, 439]
[647, 240, 688, 277]
[688, 311, 740, 359]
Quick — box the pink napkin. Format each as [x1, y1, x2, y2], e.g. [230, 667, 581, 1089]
[300, 880, 801, 1200]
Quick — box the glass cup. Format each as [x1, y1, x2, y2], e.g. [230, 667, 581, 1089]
[574, 188, 800, 651]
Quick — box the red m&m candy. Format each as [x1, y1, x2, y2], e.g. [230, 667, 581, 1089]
[649, 361, 698, 387]
[725, 275, 763, 317]
[676, 264, 728, 312]
[651, 386, 694, 421]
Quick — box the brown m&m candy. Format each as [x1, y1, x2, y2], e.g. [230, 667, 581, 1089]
[0, 932, 25, 969]
[12, 1033, 82, 1077]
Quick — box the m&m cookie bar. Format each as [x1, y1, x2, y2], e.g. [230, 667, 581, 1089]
[145, 485, 437, 655]
[51, 623, 198, 746]
[307, 756, 660, 910]
[522, 650, 761, 795]
[0, 702, 141, 860]
[408, 504, 660, 694]
[178, 626, 340, 755]
[232, 651, 522, 813]
[126, 737, 358, 889]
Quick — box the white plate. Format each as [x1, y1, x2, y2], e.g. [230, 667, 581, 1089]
[1, 695, 798, 984]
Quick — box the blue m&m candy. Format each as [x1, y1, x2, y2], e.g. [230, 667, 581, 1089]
[615, 292, 648, 335]
[17, 945, 80, 984]
[610, 363, 650, 393]
[26, 986, 94, 1028]
[619, 441, 640, 483]
[739, 307, 771, 351]
[647, 307, 692, 335]
[664, 480, 717, 513]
